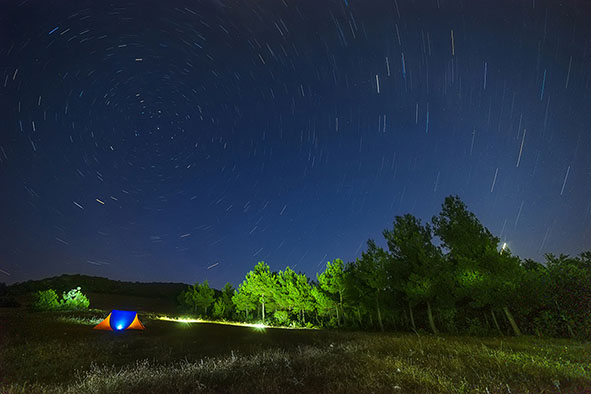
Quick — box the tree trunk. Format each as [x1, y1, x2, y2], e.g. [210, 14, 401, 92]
[335, 305, 340, 326]
[491, 309, 503, 336]
[483, 311, 490, 328]
[502, 306, 521, 336]
[339, 292, 345, 325]
[427, 301, 438, 334]
[369, 312, 374, 327]
[356, 308, 362, 327]
[376, 296, 384, 332]
[262, 300, 265, 323]
[409, 301, 417, 332]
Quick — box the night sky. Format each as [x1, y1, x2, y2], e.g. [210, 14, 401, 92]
[1, 0, 590, 287]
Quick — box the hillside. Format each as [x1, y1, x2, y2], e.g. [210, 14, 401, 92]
[6, 274, 189, 302]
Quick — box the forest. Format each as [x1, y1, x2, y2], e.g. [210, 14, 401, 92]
[178, 195, 591, 339]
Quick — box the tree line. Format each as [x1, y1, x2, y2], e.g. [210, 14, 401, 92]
[179, 195, 591, 338]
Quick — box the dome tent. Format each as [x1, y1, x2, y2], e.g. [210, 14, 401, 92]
[94, 310, 145, 331]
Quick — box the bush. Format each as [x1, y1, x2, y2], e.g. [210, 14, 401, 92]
[60, 287, 90, 310]
[273, 310, 290, 326]
[33, 289, 60, 311]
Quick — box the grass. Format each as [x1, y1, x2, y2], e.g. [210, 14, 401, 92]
[1, 308, 590, 393]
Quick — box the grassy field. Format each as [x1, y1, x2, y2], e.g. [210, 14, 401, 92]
[1, 308, 590, 394]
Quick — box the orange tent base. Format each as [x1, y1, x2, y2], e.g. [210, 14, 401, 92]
[94, 313, 113, 330]
[127, 314, 145, 330]
[94, 310, 145, 331]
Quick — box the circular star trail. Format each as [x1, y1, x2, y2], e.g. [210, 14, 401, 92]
[1, 0, 590, 286]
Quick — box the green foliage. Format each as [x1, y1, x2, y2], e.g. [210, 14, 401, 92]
[275, 267, 314, 323]
[231, 262, 276, 322]
[311, 286, 335, 317]
[273, 310, 290, 326]
[181, 280, 215, 316]
[209, 283, 237, 320]
[33, 287, 90, 311]
[60, 287, 90, 310]
[231, 284, 256, 320]
[211, 298, 226, 319]
[178, 195, 591, 339]
[316, 259, 346, 325]
[33, 289, 60, 311]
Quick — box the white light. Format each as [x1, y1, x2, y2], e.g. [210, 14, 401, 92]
[117, 324, 123, 330]
[502, 242, 507, 250]
[158, 316, 201, 324]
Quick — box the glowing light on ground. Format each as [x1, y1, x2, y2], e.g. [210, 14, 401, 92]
[158, 316, 201, 324]
[155, 316, 311, 330]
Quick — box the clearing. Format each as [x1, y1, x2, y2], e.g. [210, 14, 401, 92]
[1, 308, 590, 393]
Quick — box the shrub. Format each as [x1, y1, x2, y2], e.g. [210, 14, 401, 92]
[60, 287, 90, 310]
[33, 289, 60, 311]
[273, 310, 290, 326]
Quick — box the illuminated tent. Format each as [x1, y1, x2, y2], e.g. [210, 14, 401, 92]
[94, 310, 145, 331]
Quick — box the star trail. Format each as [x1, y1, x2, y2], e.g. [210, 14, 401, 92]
[1, 0, 590, 287]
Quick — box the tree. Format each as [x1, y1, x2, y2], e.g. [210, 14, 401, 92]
[316, 259, 347, 326]
[276, 267, 299, 313]
[292, 271, 315, 324]
[432, 195, 521, 336]
[347, 240, 389, 331]
[212, 298, 226, 319]
[276, 267, 314, 324]
[183, 280, 215, 316]
[219, 282, 235, 320]
[274, 310, 290, 326]
[384, 214, 445, 334]
[212, 282, 236, 320]
[238, 262, 277, 323]
[311, 285, 337, 325]
[544, 253, 591, 338]
[232, 284, 256, 320]
[33, 289, 60, 311]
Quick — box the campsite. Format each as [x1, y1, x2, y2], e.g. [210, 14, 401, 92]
[1, 302, 591, 393]
[3, 0, 591, 392]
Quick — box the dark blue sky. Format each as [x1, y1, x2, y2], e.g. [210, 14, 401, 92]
[1, 0, 590, 287]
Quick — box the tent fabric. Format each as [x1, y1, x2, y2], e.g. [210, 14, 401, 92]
[94, 310, 145, 331]
[93, 313, 112, 330]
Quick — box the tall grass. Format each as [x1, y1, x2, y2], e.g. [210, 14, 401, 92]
[3, 331, 590, 394]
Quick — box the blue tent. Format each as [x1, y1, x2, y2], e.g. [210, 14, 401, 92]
[94, 310, 145, 331]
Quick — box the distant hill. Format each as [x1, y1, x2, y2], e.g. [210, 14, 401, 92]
[7, 274, 190, 301]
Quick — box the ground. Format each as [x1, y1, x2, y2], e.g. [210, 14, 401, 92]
[1, 306, 590, 394]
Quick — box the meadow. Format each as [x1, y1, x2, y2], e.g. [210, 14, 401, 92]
[1, 307, 590, 394]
